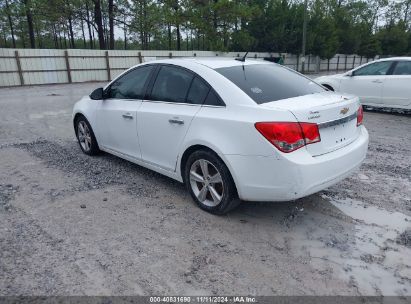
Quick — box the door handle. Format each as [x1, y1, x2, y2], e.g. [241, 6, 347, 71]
[168, 118, 184, 125]
[372, 80, 383, 83]
[122, 113, 133, 119]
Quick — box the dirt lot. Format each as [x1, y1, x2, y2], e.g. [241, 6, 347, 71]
[0, 82, 410, 296]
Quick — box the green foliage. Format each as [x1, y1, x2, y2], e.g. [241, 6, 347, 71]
[309, 17, 339, 59]
[231, 30, 256, 51]
[358, 35, 381, 58]
[306, 1, 339, 59]
[246, 0, 304, 53]
[377, 21, 409, 55]
[0, 0, 410, 58]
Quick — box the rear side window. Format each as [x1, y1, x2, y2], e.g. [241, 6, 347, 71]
[204, 89, 224, 106]
[215, 64, 324, 104]
[187, 77, 210, 105]
[150, 65, 193, 103]
[392, 61, 411, 75]
[107, 65, 154, 99]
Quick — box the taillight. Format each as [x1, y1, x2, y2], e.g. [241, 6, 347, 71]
[357, 105, 363, 126]
[255, 122, 321, 153]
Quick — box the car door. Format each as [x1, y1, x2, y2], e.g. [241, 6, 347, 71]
[339, 61, 393, 105]
[382, 61, 411, 108]
[137, 65, 210, 172]
[96, 65, 155, 159]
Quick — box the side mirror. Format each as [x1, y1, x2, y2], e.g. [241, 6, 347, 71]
[90, 87, 104, 100]
[345, 71, 353, 77]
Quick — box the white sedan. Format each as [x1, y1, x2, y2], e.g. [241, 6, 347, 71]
[315, 57, 411, 110]
[72, 59, 368, 214]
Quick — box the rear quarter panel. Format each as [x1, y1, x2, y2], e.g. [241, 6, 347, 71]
[176, 104, 298, 178]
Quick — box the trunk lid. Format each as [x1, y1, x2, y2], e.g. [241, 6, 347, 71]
[261, 92, 361, 156]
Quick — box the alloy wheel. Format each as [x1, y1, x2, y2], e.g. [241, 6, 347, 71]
[77, 121, 92, 152]
[189, 159, 224, 207]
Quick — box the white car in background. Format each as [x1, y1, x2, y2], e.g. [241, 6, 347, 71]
[315, 57, 411, 110]
[73, 59, 368, 214]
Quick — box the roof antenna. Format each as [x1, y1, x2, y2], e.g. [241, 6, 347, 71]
[235, 52, 248, 62]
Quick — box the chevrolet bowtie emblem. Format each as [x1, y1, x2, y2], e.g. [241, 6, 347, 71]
[340, 107, 349, 115]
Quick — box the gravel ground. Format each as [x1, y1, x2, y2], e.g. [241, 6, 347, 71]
[0, 82, 410, 297]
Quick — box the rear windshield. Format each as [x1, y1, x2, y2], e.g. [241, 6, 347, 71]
[215, 64, 325, 104]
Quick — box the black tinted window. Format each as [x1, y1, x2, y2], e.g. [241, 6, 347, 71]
[216, 64, 324, 104]
[393, 61, 411, 75]
[108, 65, 153, 99]
[187, 77, 210, 105]
[150, 66, 193, 103]
[204, 89, 224, 106]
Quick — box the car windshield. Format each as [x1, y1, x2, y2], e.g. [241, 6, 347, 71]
[215, 63, 325, 104]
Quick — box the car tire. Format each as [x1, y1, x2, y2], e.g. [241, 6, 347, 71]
[184, 150, 240, 215]
[74, 115, 100, 155]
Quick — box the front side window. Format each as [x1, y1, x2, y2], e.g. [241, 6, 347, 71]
[353, 61, 392, 76]
[215, 63, 324, 104]
[392, 61, 411, 75]
[107, 65, 154, 99]
[150, 65, 193, 103]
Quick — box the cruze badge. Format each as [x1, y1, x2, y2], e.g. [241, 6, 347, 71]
[340, 107, 349, 115]
[308, 110, 320, 120]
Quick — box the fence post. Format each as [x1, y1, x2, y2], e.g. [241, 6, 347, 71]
[105, 51, 111, 81]
[327, 59, 330, 72]
[352, 56, 356, 69]
[138, 51, 142, 63]
[344, 55, 347, 71]
[307, 55, 311, 72]
[316, 56, 320, 73]
[64, 50, 72, 84]
[336, 56, 340, 72]
[296, 55, 300, 72]
[14, 50, 24, 86]
[169, 52, 172, 58]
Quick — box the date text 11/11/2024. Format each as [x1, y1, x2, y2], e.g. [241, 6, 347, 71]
[149, 296, 257, 303]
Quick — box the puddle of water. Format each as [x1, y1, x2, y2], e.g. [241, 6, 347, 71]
[324, 196, 411, 295]
[327, 196, 411, 232]
[288, 195, 411, 295]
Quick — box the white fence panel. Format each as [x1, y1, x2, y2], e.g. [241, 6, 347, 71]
[0, 72, 19, 86]
[0, 48, 379, 87]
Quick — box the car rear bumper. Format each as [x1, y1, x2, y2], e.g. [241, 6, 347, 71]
[225, 126, 369, 202]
